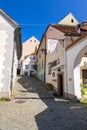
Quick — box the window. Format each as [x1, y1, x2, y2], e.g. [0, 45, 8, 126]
[31, 65, 37, 70]
[30, 55, 35, 60]
[33, 65, 37, 70]
[25, 65, 28, 69]
[25, 72, 28, 76]
[82, 69, 87, 83]
[30, 56, 32, 60]
[71, 19, 74, 23]
[47, 39, 58, 53]
[30, 40, 32, 42]
[31, 65, 33, 69]
[48, 63, 51, 75]
[34, 40, 36, 42]
[33, 56, 35, 60]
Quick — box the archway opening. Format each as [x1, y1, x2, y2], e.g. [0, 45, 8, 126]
[74, 46, 87, 99]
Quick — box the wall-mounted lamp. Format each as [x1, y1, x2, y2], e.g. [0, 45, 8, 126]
[41, 48, 47, 54]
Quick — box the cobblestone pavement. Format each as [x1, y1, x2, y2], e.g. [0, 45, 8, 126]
[0, 76, 87, 130]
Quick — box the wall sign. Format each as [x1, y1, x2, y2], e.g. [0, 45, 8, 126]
[47, 39, 58, 53]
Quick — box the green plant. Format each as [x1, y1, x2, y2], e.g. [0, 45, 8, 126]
[81, 99, 87, 104]
[0, 97, 11, 101]
[45, 83, 53, 90]
[81, 87, 85, 95]
[80, 83, 87, 96]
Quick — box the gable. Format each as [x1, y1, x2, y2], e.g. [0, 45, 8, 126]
[0, 15, 8, 24]
[22, 36, 40, 60]
[46, 26, 64, 39]
[58, 13, 79, 26]
[0, 9, 18, 28]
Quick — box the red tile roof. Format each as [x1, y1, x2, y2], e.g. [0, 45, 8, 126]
[50, 24, 77, 34]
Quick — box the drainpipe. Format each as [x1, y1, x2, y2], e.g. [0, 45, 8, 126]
[10, 28, 18, 98]
[10, 41, 15, 98]
[64, 40, 68, 98]
[44, 35, 46, 83]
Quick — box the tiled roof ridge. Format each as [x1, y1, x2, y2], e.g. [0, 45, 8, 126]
[50, 24, 77, 34]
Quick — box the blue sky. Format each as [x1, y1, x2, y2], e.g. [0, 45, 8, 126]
[0, 0, 87, 42]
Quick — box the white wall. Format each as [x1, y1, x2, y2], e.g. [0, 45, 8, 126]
[22, 57, 29, 75]
[22, 55, 37, 76]
[66, 37, 87, 99]
[0, 30, 7, 90]
[13, 48, 18, 87]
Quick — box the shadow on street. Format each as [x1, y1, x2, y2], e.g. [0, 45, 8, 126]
[15, 76, 87, 130]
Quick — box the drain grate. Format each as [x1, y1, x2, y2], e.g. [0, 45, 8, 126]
[14, 100, 26, 104]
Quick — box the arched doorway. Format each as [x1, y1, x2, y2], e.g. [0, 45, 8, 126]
[74, 46, 87, 99]
[65, 37, 87, 99]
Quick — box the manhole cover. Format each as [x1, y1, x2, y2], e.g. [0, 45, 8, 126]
[15, 100, 26, 104]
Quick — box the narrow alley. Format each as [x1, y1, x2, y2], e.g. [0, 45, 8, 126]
[0, 76, 87, 130]
[13, 76, 54, 99]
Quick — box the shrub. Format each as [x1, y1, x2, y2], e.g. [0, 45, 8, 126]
[45, 83, 53, 90]
[81, 99, 87, 104]
[0, 97, 11, 101]
[80, 82, 87, 96]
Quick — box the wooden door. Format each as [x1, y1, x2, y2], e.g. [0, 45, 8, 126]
[58, 74, 63, 96]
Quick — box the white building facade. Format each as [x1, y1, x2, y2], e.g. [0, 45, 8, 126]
[22, 54, 37, 76]
[0, 9, 21, 98]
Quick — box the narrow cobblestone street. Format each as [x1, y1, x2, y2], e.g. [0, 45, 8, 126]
[0, 76, 87, 130]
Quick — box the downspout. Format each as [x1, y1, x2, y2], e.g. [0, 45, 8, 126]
[44, 34, 46, 83]
[10, 39, 15, 98]
[64, 40, 68, 98]
[10, 27, 19, 98]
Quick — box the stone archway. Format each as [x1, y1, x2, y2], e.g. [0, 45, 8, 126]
[65, 37, 87, 99]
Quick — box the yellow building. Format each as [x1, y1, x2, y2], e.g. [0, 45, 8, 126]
[21, 36, 39, 60]
[58, 12, 79, 26]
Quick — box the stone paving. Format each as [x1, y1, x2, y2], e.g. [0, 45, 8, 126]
[0, 76, 87, 130]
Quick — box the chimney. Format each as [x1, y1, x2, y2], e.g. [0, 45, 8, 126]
[82, 20, 87, 26]
[80, 21, 87, 32]
[76, 24, 81, 33]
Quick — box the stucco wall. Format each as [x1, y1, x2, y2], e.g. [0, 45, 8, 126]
[37, 37, 45, 82]
[66, 37, 87, 99]
[58, 13, 79, 26]
[45, 26, 65, 88]
[13, 47, 18, 87]
[22, 36, 39, 60]
[0, 15, 16, 97]
[22, 57, 29, 75]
